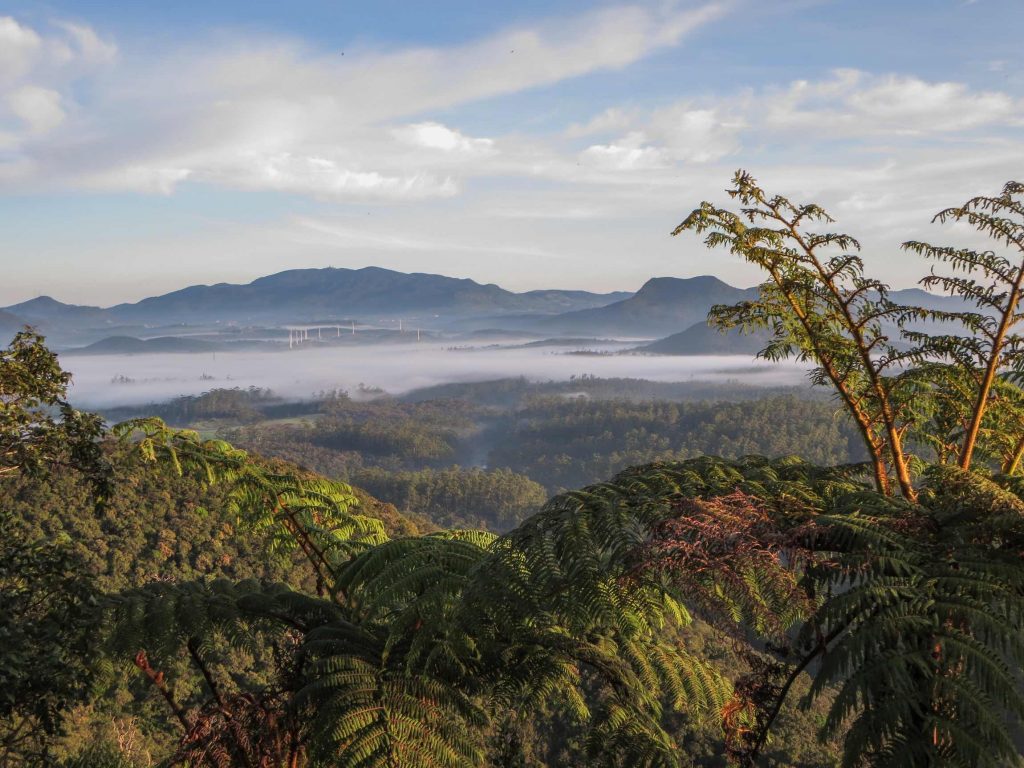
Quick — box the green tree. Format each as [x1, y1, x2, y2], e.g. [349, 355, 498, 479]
[0, 329, 105, 483]
[0, 331, 107, 765]
[673, 172, 919, 499]
[0, 514, 99, 765]
[670, 172, 1024, 767]
[902, 180, 1024, 471]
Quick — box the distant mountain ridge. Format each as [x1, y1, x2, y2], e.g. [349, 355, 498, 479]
[4, 267, 631, 328]
[113, 267, 637, 324]
[3, 267, 971, 351]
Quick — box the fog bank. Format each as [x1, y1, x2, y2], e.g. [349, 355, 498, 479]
[61, 342, 809, 409]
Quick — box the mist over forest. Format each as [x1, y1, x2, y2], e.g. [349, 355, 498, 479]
[61, 342, 808, 409]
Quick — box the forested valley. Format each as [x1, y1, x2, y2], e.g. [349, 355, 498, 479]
[4, 173, 1024, 768]
[100, 377, 864, 532]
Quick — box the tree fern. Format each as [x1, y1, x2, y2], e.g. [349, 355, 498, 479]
[115, 417, 386, 595]
[297, 619, 488, 768]
[902, 180, 1024, 470]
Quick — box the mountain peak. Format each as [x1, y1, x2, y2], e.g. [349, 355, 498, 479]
[638, 275, 732, 290]
[5, 295, 105, 315]
[13, 295, 65, 309]
[632, 275, 748, 304]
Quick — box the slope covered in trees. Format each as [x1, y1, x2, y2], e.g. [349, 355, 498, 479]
[105, 378, 859, 530]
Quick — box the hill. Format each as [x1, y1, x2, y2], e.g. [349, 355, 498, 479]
[637, 320, 771, 355]
[4, 295, 110, 324]
[634, 286, 970, 355]
[530, 276, 757, 337]
[62, 335, 276, 355]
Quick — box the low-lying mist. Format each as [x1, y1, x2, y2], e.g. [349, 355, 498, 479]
[60, 341, 809, 409]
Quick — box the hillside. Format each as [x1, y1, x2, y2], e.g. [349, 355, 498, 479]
[638, 320, 771, 355]
[530, 275, 757, 337]
[62, 335, 276, 355]
[1, 441, 427, 594]
[0, 309, 27, 344]
[5, 295, 110, 324]
[633, 287, 971, 355]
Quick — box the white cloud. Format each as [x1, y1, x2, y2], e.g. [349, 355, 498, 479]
[0, 15, 118, 172]
[765, 69, 1019, 136]
[645, 104, 743, 162]
[95, 165, 193, 195]
[0, 17, 41, 83]
[848, 76, 1014, 132]
[580, 131, 668, 170]
[565, 68, 1022, 179]
[53, 21, 117, 64]
[235, 156, 459, 200]
[565, 107, 637, 138]
[0, 3, 728, 199]
[393, 122, 494, 154]
[86, 154, 459, 200]
[7, 85, 64, 133]
[572, 104, 741, 174]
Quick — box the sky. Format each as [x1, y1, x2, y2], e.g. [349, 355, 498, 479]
[1, 0, 1022, 306]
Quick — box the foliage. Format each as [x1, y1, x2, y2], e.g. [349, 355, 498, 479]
[674, 172, 920, 498]
[0, 329, 106, 484]
[902, 180, 1024, 470]
[669, 171, 1024, 766]
[98, 421, 742, 767]
[148, 386, 279, 424]
[803, 465, 1024, 767]
[0, 330, 110, 765]
[112, 417, 389, 594]
[347, 465, 547, 530]
[490, 395, 863, 493]
[0, 513, 100, 765]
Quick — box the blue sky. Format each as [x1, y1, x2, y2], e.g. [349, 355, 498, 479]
[1, 0, 1022, 305]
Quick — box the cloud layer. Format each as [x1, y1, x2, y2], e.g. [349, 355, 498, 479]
[1, 2, 1023, 304]
[0, 4, 727, 199]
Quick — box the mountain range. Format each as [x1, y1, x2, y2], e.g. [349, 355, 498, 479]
[3, 266, 968, 354]
[11, 267, 629, 326]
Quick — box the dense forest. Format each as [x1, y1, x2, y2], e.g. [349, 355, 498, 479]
[4, 172, 1024, 768]
[103, 378, 860, 531]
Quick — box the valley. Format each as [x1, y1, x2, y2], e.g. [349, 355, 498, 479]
[96, 375, 861, 532]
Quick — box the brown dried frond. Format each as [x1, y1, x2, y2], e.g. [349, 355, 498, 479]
[639, 491, 818, 639]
